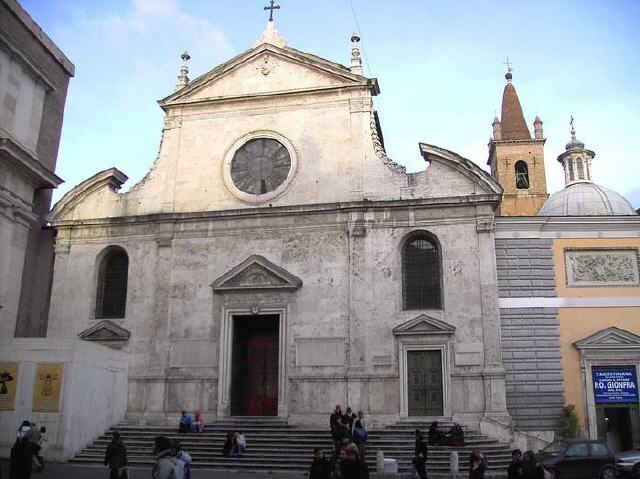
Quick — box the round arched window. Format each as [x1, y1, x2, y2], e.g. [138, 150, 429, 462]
[230, 138, 292, 195]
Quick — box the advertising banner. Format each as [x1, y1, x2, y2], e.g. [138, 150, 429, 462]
[0, 362, 19, 410]
[32, 363, 64, 412]
[593, 368, 639, 404]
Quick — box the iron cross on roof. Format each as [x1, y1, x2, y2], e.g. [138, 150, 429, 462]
[264, 0, 280, 22]
[503, 57, 513, 73]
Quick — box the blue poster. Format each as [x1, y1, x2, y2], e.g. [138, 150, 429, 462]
[593, 368, 639, 404]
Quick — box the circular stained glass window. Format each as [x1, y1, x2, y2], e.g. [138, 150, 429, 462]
[230, 138, 292, 195]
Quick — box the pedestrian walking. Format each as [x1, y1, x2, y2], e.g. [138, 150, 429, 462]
[469, 450, 487, 479]
[174, 441, 192, 479]
[308, 448, 332, 479]
[104, 431, 127, 479]
[507, 449, 524, 479]
[152, 436, 182, 479]
[10, 436, 33, 479]
[330, 405, 343, 454]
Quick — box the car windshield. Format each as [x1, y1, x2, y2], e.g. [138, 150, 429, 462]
[541, 440, 570, 454]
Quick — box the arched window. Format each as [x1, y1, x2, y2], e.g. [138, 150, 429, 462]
[402, 233, 442, 310]
[95, 247, 129, 319]
[576, 158, 585, 180]
[568, 159, 575, 182]
[514, 161, 530, 189]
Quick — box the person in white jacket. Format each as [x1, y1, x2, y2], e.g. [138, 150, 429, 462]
[173, 440, 192, 479]
[152, 436, 183, 479]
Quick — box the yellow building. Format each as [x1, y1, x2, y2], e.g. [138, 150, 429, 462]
[496, 123, 640, 452]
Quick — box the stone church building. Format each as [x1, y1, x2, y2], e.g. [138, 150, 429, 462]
[46, 22, 512, 432]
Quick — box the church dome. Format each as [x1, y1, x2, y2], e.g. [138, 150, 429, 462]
[538, 182, 637, 216]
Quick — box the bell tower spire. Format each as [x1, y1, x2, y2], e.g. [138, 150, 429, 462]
[487, 61, 548, 216]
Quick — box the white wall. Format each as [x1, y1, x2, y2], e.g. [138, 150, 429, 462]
[0, 339, 128, 460]
[0, 46, 46, 152]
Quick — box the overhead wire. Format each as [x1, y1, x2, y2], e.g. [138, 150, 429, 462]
[349, 0, 373, 77]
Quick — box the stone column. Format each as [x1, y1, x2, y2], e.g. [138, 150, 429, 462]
[46, 229, 71, 339]
[346, 213, 367, 408]
[475, 215, 511, 426]
[0, 206, 33, 347]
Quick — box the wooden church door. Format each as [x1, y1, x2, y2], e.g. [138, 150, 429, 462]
[241, 333, 279, 416]
[407, 350, 444, 416]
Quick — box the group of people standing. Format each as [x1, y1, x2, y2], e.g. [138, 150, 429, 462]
[177, 411, 205, 434]
[317, 404, 369, 478]
[508, 449, 552, 479]
[9, 420, 48, 478]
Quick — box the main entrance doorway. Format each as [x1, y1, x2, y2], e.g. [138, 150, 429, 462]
[231, 315, 279, 416]
[407, 349, 444, 416]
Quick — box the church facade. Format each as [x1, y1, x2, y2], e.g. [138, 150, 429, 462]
[46, 24, 512, 431]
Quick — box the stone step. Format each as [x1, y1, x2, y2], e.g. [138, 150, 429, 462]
[73, 421, 512, 476]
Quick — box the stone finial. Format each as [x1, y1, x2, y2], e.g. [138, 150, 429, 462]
[534, 115, 543, 139]
[254, 21, 287, 48]
[492, 116, 502, 140]
[174, 51, 191, 92]
[350, 32, 363, 75]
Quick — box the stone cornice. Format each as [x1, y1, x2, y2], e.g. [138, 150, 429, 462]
[2, 0, 75, 76]
[48, 168, 127, 222]
[160, 83, 375, 110]
[495, 215, 640, 237]
[419, 143, 503, 195]
[161, 42, 378, 109]
[50, 194, 500, 229]
[0, 134, 63, 188]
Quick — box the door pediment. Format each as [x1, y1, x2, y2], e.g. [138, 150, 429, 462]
[574, 326, 640, 351]
[393, 314, 456, 336]
[78, 320, 131, 346]
[212, 255, 302, 293]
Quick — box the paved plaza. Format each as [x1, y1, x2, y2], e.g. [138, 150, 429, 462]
[0, 460, 308, 479]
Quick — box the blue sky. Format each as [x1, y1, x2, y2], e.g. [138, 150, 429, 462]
[23, 0, 640, 208]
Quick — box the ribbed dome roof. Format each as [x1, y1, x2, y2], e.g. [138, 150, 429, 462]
[538, 182, 637, 216]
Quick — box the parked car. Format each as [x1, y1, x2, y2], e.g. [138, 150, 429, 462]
[616, 449, 640, 477]
[536, 440, 615, 479]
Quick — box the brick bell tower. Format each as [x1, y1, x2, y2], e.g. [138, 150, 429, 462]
[488, 68, 548, 216]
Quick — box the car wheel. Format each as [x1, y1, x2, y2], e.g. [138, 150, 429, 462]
[600, 466, 615, 479]
[633, 462, 640, 478]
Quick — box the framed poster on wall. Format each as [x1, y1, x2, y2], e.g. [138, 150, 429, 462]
[32, 363, 64, 412]
[0, 362, 19, 410]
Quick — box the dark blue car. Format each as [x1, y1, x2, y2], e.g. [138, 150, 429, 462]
[536, 440, 615, 479]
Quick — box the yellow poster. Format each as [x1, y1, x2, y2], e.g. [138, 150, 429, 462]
[32, 363, 64, 412]
[0, 362, 19, 411]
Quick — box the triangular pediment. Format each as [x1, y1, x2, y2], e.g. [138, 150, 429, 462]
[575, 327, 640, 350]
[212, 255, 302, 292]
[161, 43, 377, 108]
[393, 314, 456, 336]
[78, 320, 131, 342]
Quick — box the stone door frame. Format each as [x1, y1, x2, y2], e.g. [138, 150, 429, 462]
[217, 305, 289, 418]
[394, 314, 455, 419]
[575, 327, 640, 440]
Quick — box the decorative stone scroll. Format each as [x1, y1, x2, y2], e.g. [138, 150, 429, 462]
[565, 249, 640, 287]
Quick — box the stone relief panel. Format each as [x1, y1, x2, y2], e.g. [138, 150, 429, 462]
[565, 249, 640, 287]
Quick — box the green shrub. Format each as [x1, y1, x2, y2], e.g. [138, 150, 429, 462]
[562, 404, 581, 438]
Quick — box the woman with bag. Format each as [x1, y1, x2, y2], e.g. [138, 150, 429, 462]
[352, 410, 368, 462]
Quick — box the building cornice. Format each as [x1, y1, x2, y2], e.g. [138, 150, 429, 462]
[0, 134, 63, 188]
[495, 215, 640, 238]
[50, 193, 500, 229]
[2, 0, 75, 76]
